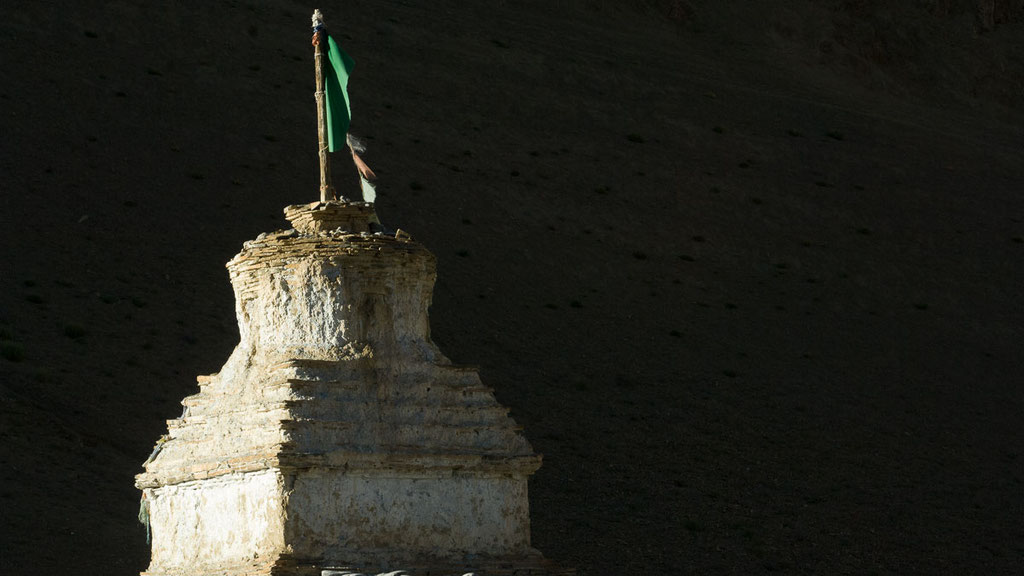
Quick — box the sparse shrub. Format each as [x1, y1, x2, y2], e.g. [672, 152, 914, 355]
[1, 342, 24, 362]
[615, 374, 637, 389]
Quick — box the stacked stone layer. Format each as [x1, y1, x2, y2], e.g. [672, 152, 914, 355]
[283, 200, 377, 233]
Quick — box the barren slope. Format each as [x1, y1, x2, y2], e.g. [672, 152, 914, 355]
[1, 1, 1022, 574]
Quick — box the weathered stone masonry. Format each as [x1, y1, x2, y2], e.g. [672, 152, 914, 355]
[136, 201, 562, 576]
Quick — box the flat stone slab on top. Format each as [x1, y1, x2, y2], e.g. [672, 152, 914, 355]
[284, 200, 377, 234]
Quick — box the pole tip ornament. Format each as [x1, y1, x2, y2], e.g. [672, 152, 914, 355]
[312, 9, 325, 29]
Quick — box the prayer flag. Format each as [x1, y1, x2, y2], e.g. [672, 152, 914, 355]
[324, 35, 354, 152]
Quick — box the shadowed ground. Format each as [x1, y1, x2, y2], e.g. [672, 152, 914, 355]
[1, 1, 1022, 574]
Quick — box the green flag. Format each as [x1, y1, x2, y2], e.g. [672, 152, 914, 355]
[324, 34, 354, 153]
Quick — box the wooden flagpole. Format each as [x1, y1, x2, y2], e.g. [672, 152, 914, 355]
[312, 9, 335, 202]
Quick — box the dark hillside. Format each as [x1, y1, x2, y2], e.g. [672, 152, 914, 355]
[1, 1, 1022, 574]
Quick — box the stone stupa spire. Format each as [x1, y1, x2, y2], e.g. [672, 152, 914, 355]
[135, 12, 564, 575]
[136, 201, 558, 575]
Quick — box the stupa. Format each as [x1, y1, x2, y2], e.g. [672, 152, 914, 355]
[135, 200, 559, 575]
[136, 12, 564, 575]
